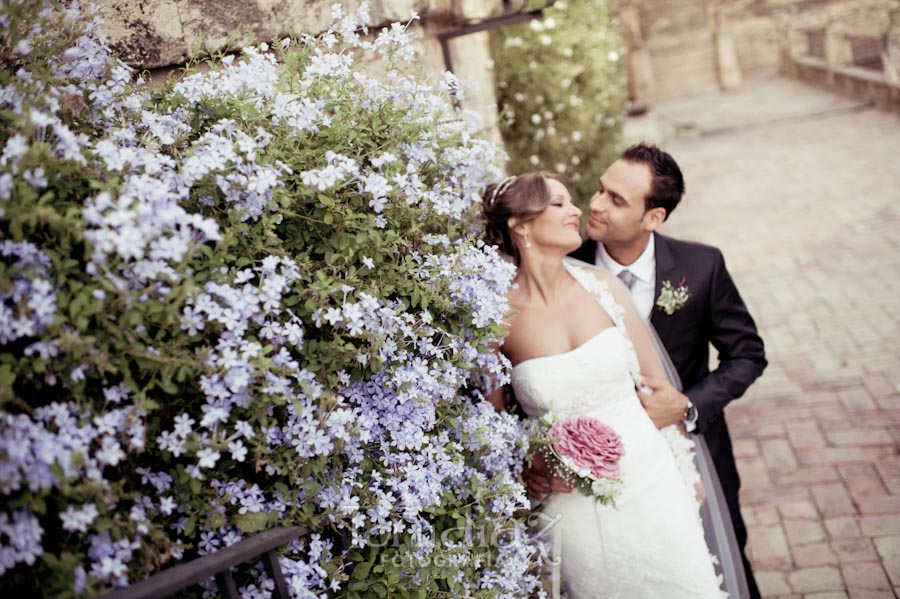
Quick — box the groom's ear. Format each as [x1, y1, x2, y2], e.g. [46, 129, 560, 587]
[642, 207, 667, 231]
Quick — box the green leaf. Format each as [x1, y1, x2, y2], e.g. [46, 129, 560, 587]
[94, 517, 113, 531]
[232, 512, 269, 534]
[184, 517, 196, 537]
[351, 561, 371, 580]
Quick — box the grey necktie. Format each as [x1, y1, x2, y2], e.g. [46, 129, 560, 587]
[618, 269, 637, 291]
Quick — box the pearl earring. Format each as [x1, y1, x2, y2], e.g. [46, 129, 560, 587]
[524, 232, 533, 249]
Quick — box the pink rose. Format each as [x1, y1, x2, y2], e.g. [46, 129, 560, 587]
[549, 416, 624, 480]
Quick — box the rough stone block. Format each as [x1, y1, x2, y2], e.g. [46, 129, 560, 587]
[787, 422, 827, 449]
[747, 524, 792, 569]
[785, 519, 828, 545]
[774, 465, 840, 486]
[793, 541, 838, 568]
[812, 483, 858, 517]
[832, 538, 881, 564]
[841, 562, 892, 589]
[762, 438, 799, 472]
[754, 570, 792, 596]
[838, 463, 889, 499]
[778, 499, 820, 520]
[787, 566, 844, 593]
[825, 516, 862, 540]
[873, 536, 900, 586]
[861, 516, 900, 537]
[96, 0, 189, 68]
[857, 494, 900, 515]
[827, 428, 895, 446]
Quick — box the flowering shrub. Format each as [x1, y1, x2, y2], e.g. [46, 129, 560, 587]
[0, 2, 545, 597]
[493, 0, 627, 205]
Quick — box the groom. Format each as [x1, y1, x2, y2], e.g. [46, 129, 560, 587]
[570, 142, 767, 598]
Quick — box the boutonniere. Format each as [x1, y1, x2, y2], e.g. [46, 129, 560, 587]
[656, 278, 690, 315]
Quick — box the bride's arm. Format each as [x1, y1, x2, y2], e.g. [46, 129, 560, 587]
[486, 383, 507, 413]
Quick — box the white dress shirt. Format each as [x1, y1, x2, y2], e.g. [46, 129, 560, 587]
[594, 234, 700, 431]
[595, 234, 656, 322]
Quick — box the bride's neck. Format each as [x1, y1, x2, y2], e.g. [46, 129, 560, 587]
[515, 253, 570, 306]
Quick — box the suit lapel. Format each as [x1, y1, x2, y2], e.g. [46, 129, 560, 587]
[650, 234, 679, 342]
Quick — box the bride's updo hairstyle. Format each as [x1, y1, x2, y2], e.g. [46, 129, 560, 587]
[482, 171, 566, 265]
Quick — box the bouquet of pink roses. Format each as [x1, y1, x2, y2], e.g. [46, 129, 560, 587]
[534, 414, 624, 507]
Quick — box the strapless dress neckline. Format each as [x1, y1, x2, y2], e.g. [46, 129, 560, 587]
[512, 325, 618, 371]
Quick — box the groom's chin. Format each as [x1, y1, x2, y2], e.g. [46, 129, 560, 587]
[584, 222, 605, 241]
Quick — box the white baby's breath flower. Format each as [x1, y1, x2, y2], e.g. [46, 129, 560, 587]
[608, 50, 619, 62]
[539, 35, 552, 46]
[571, 131, 583, 143]
[530, 113, 541, 125]
[529, 155, 540, 166]
[562, 47, 573, 58]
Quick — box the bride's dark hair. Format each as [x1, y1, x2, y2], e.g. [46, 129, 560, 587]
[482, 171, 567, 265]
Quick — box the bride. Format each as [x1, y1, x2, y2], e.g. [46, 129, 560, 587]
[483, 172, 727, 598]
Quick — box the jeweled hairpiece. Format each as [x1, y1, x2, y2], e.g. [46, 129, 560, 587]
[488, 175, 517, 208]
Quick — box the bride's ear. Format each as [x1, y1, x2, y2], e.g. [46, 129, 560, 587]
[508, 216, 526, 236]
[643, 207, 667, 232]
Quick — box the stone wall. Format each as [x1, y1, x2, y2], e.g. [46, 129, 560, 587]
[620, 0, 900, 105]
[95, 0, 505, 143]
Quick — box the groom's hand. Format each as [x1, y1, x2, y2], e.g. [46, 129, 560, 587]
[639, 376, 690, 429]
[522, 451, 574, 502]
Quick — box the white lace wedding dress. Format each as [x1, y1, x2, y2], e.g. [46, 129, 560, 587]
[512, 263, 727, 599]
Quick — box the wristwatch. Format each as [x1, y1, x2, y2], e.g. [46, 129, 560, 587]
[683, 399, 699, 432]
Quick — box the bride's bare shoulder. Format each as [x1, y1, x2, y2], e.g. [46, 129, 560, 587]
[566, 260, 617, 286]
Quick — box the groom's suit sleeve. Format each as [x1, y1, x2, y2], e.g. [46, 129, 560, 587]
[685, 249, 767, 434]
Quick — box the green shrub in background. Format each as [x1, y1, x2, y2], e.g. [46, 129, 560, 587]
[0, 2, 546, 597]
[493, 0, 628, 208]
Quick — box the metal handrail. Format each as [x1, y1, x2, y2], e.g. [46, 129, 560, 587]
[100, 525, 307, 599]
[437, 0, 557, 74]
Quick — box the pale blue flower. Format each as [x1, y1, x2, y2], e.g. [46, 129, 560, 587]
[60, 503, 99, 533]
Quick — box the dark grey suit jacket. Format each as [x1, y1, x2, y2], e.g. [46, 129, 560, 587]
[570, 234, 767, 432]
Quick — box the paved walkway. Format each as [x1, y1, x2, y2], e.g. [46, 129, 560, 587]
[645, 77, 900, 599]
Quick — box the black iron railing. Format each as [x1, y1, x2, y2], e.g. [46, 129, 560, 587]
[437, 0, 556, 74]
[100, 525, 307, 599]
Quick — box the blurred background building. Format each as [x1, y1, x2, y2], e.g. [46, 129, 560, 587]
[620, 0, 899, 112]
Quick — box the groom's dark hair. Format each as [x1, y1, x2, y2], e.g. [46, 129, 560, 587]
[620, 143, 685, 221]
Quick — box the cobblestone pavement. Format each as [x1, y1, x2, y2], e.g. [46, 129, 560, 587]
[646, 77, 900, 599]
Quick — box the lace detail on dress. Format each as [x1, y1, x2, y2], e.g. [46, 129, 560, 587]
[562, 262, 644, 392]
[563, 262, 705, 500]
